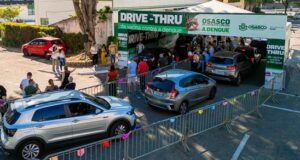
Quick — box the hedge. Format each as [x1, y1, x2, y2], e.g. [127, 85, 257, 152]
[0, 22, 84, 53]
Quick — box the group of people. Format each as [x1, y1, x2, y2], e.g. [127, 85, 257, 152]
[19, 70, 76, 98]
[105, 57, 149, 97]
[49, 44, 66, 75]
[90, 41, 118, 68]
[176, 35, 246, 73]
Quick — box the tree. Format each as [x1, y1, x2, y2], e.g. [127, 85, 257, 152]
[0, 6, 21, 22]
[72, 0, 97, 54]
[280, 0, 289, 14]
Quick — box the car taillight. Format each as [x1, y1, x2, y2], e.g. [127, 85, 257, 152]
[227, 65, 236, 70]
[169, 87, 178, 99]
[206, 62, 212, 67]
[6, 128, 17, 137]
[145, 84, 151, 94]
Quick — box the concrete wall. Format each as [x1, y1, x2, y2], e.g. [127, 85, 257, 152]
[34, 0, 112, 25]
[53, 14, 113, 45]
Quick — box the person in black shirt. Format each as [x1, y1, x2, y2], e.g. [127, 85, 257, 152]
[64, 76, 76, 90]
[0, 85, 7, 100]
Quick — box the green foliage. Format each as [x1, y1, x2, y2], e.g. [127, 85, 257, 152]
[98, 6, 112, 22]
[0, 22, 84, 53]
[107, 36, 118, 47]
[0, 6, 21, 21]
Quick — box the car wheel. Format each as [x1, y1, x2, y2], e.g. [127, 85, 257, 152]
[44, 52, 51, 60]
[18, 141, 43, 160]
[178, 101, 188, 114]
[208, 87, 217, 99]
[23, 49, 29, 56]
[233, 73, 242, 86]
[109, 121, 130, 137]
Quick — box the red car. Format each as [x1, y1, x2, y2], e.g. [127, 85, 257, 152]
[22, 37, 66, 59]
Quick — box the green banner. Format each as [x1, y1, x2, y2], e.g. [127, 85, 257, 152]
[266, 39, 285, 70]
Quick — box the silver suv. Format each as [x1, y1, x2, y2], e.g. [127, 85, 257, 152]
[1, 90, 136, 160]
[144, 69, 217, 114]
[206, 51, 253, 86]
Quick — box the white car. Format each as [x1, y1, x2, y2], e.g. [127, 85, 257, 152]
[294, 13, 300, 20]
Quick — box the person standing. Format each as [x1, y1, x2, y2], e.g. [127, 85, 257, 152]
[127, 58, 137, 92]
[136, 41, 144, 55]
[106, 65, 119, 96]
[24, 79, 40, 97]
[109, 41, 117, 64]
[101, 44, 108, 65]
[192, 50, 200, 72]
[138, 59, 149, 92]
[0, 85, 7, 100]
[20, 72, 33, 97]
[58, 47, 66, 72]
[203, 48, 210, 63]
[60, 66, 76, 89]
[64, 76, 76, 90]
[208, 42, 215, 57]
[49, 44, 59, 74]
[91, 43, 98, 67]
[45, 79, 58, 92]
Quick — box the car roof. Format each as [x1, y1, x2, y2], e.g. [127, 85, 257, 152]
[12, 90, 83, 112]
[35, 37, 61, 41]
[156, 69, 195, 81]
[214, 51, 240, 58]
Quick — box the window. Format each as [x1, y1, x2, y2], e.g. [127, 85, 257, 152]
[30, 40, 39, 45]
[40, 18, 49, 26]
[27, 3, 34, 15]
[149, 78, 175, 92]
[38, 40, 47, 45]
[5, 108, 21, 125]
[68, 103, 99, 117]
[32, 105, 66, 122]
[180, 76, 194, 88]
[193, 75, 208, 84]
[210, 57, 234, 65]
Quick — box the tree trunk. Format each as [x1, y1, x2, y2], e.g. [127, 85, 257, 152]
[282, 0, 289, 14]
[72, 0, 97, 55]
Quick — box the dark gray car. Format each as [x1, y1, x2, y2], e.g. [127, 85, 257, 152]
[206, 51, 253, 86]
[144, 69, 217, 114]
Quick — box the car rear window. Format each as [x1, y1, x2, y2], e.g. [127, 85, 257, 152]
[51, 40, 63, 45]
[5, 108, 21, 125]
[210, 57, 234, 65]
[149, 78, 174, 92]
[235, 48, 254, 58]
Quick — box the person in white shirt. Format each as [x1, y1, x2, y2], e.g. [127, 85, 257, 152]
[49, 44, 59, 73]
[90, 43, 98, 67]
[136, 41, 144, 55]
[127, 58, 137, 92]
[208, 42, 215, 57]
[20, 72, 33, 97]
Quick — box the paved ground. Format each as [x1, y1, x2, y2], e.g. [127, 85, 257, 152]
[141, 93, 300, 160]
[0, 47, 101, 99]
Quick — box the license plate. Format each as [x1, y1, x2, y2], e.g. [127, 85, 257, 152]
[153, 91, 163, 96]
[213, 70, 225, 75]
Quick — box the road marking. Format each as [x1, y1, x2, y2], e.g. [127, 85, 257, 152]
[263, 104, 300, 114]
[231, 134, 250, 160]
[277, 92, 300, 98]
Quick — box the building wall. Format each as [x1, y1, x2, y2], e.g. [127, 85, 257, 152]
[34, 0, 112, 25]
[53, 14, 113, 45]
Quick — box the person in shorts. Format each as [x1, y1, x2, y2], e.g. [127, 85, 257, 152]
[127, 58, 137, 92]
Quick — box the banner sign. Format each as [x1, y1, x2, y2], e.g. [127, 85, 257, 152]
[118, 10, 287, 39]
[117, 30, 129, 68]
[266, 39, 285, 70]
[128, 31, 166, 48]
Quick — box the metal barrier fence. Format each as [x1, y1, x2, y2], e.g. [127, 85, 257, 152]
[44, 73, 280, 160]
[79, 60, 191, 99]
